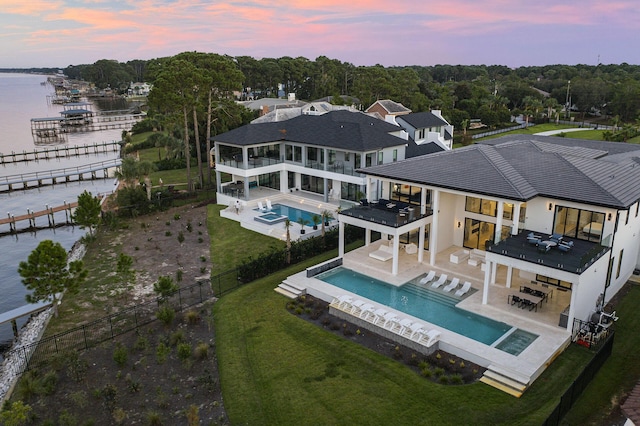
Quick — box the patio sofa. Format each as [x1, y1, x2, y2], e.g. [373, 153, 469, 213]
[467, 249, 486, 267]
[369, 244, 394, 261]
[449, 249, 470, 264]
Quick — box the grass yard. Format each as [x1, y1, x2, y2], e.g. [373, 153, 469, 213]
[214, 257, 615, 425]
[207, 204, 284, 272]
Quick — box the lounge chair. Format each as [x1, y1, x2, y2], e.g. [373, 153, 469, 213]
[417, 329, 441, 347]
[442, 277, 460, 292]
[391, 318, 413, 335]
[349, 299, 366, 315]
[335, 295, 353, 310]
[527, 232, 542, 240]
[454, 281, 472, 297]
[266, 199, 273, 211]
[407, 322, 427, 339]
[358, 303, 376, 320]
[370, 308, 389, 324]
[431, 274, 448, 289]
[257, 201, 266, 212]
[419, 270, 436, 285]
[381, 312, 400, 329]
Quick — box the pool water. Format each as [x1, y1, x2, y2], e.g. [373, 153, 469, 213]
[266, 203, 328, 225]
[317, 267, 537, 354]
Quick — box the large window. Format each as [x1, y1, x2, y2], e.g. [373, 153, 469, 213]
[285, 144, 302, 163]
[553, 206, 605, 242]
[535, 275, 572, 291]
[390, 183, 422, 205]
[399, 224, 430, 250]
[463, 219, 495, 250]
[301, 174, 324, 194]
[258, 172, 280, 190]
[465, 196, 497, 217]
[341, 182, 364, 202]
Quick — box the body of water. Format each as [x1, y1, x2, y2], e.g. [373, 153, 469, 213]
[0, 73, 132, 347]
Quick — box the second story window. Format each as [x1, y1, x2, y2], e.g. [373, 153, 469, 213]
[393, 149, 398, 162]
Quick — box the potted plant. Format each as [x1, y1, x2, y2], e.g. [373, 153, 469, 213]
[311, 214, 321, 230]
[298, 217, 309, 234]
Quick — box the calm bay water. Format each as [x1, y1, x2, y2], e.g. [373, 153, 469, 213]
[0, 73, 128, 347]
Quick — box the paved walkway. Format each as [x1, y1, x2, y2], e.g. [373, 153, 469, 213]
[534, 128, 595, 136]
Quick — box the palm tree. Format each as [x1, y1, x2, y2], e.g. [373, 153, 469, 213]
[284, 218, 292, 264]
[321, 210, 334, 237]
[298, 217, 309, 235]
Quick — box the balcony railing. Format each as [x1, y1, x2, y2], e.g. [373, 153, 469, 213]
[341, 199, 431, 228]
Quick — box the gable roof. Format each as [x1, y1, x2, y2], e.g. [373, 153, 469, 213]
[396, 112, 448, 129]
[365, 100, 411, 115]
[361, 137, 640, 208]
[214, 110, 406, 152]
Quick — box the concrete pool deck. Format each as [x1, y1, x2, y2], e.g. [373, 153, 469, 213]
[283, 242, 573, 395]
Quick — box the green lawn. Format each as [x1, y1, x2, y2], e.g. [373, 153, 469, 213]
[207, 204, 284, 271]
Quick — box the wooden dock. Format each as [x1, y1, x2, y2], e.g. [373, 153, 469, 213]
[0, 141, 120, 165]
[0, 201, 77, 233]
[0, 158, 121, 193]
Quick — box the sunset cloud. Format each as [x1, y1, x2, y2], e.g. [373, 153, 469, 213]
[0, 0, 638, 68]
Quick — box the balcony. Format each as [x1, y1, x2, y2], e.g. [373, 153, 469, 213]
[340, 199, 431, 228]
[487, 230, 609, 274]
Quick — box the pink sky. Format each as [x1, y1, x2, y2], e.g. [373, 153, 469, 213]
[1, 0, 638, 68]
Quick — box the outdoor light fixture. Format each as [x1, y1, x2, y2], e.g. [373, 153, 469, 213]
[548, 203, 553, 211]
[457, 221, 461, 228]
[608, 213, 612, 221]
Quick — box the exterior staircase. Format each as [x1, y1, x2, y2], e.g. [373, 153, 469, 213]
[480, 365, 530, 397]
[274, 279, 306, 299]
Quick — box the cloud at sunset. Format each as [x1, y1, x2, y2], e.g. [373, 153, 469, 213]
[0, 0, 638, 68]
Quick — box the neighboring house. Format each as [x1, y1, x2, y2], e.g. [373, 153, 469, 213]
[396, 110, 454, 151]
[366, 100, 454, 151]
[336, 134, 640, 333]
[213, 110, 410, 204]
[365, 99, 412, 122]
[128, 82, 151, 96]
[251, 101, 358, 124]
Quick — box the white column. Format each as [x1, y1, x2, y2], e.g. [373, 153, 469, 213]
[338, 222, 345, 257]
[566, 285, 579, 332]
[512, 203, 521, 235]
[506, 265, 513, 288]
[280, 170, 288, 193]
[495, 201, 504, 243]
[491, 261, 497, 284]
[418, 224, 425, 263]
[482, 260, 491, 304]
[429, 190, 440, 266]
[365, 228, 371, 246]
[392, 234, 400, 276]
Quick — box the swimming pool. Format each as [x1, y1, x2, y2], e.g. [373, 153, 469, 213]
[317, 267, 537, 354]
[256, 203, 329, 225]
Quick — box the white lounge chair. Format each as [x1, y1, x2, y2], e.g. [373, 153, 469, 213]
[257, 201, 266, 212]
[443, 277, 460, 292]
[419, 270, 436, 285]
[381, 312, 400, 328]
[370, 308, 389, 324]
[335, 295, 353, 310]
[455, 281, 472, 297]
[406, 322, 427, 339]
[391, 318, 413, 335]
[349, 299, 366, 315]
[431, 274, 448, 289]
[266, 199, 272, 210]
[417, 329, 441, 347]
[358, 303, 376, 319]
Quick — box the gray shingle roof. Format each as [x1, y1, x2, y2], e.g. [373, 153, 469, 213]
[362, 137, 640, 208]
[396, 112, 448, 129]
[214, 110, 405, 152]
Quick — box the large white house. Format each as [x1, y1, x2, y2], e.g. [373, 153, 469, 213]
[213, 106, 452, 206]
[333, 134, 640, 338]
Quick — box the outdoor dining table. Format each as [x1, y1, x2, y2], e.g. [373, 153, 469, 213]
[508, 291, 544, 311]
[520, 285, 553, 302]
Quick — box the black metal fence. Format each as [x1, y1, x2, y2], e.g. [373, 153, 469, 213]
[3, 280, 214, 379]
[542, 331, 615, 425]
